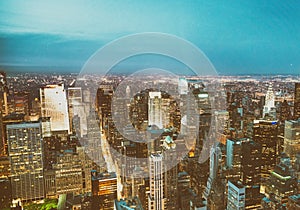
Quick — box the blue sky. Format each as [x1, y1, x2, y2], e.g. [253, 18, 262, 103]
[0, 0, 300, 75]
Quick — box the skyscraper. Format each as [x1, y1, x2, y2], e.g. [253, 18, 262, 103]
[253, 119, 278, 180]
[52, 150, 83, 195]
[284, 119, 300, 163]
[264, 154, 298, 208]
[263, 85, 276, 118]
[86, 110, 105, 172]
[240, 140, 262, 209]
[148, 92, 164, 129]
[225, 138, 262, 209]
[0, 71, 8, 116]
[278, 100, 292, 123]
[67, 86, 82, 133]
[294, 83, 300, 119]
[178, 78, 188, 95]
[40, 84, 70, 133]
[148, 153, 165, 210]
[7, 121, 44, 202]
[226, 138, 247, 181]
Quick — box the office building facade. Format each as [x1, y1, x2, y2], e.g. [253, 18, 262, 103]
[7, 122, 44, 202]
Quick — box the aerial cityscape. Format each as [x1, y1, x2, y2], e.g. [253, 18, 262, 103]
[0, 72, 299, 209]
[1, 1, 300, 210]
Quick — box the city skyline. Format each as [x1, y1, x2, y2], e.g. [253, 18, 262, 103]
[0, 71, 299, 209]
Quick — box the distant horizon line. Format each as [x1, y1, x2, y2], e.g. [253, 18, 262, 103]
[2, 71, 300, 77]
[1, 65, 300, 77]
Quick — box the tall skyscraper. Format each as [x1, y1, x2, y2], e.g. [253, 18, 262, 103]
[178, 78, 188, 95]
[204, 145, 221, 199]
[226, 138, 247, 181]
[178, 171, 192, 209]
[294, 83, 300, 119]
[225, 138, 262, 209]
[241, 140, 262, 209]
[148, 153, 165, 210]
[227, 180, 246, 210]
[253, 119, 278, 180]
[86, 110, 105, 172]
[263, 85, 276, 118]
[278, 100, 292, 123]
[7, 121, 45, 202]
[0, 71, 8, 116]
[67, 86, 82, 133]
[148, 92, 164, 129]
[40, 84, 70, 133]
[284, 119, 300, 163]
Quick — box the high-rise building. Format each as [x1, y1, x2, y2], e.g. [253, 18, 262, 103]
[264, 154, 298, 208]
[204, 145, 222, 199]
[225, 138, 262, 209]
[52, 150, 83, 195]
[253, 119, 278, 180]
[263, 85, 276, 118]
[0, 71, 8, 116]
[278, 100, 292, 123]
[148, 153, 165, 210]
[227, 180, 246, 210]
[96, 85, 113, 127]
[77, 146, 93, 194]
[163, 141, 178, 210]
[40, 84, 70, 133]
[92, 171, 118, 210]
[178, 171, 192, 210]
[284, 119, 300, 163]
[7, 121, 44, 202]
[294, 83, 300, 119]
[187, 84, 211, 198]
[14, 93, 29, 115]
[226, 138, 247, 181]
[178, 78, 188, 95]
[148, 91, 173, 129]
[148, 92, 164, 129]
[86, 110, 105, 172]
[67, 86, 82, 133]
[207, 177, 226, 210]
[215, 110, 229, 144]
[130, 90, 148, 130]
[240, 140, 262, 209]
